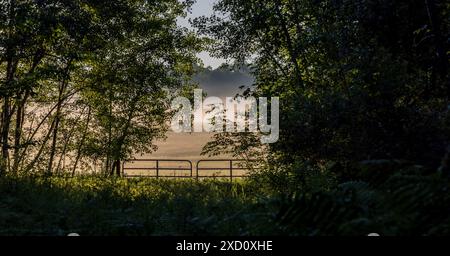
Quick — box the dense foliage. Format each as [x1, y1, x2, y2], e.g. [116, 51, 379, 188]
[195, 0, 450, 235]
[0, 0, 202, 176]
[197, 0, 450, 189]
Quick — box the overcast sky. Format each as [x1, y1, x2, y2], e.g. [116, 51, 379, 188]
[177, 0, 226, 69]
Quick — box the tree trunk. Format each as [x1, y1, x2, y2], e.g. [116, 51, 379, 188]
[1, 97, 11, 174]
[24, 117, 56, 173]
[13, 49, 45, 172]
[12, 91, 30, 172]
[274, 0, 303, 88]
[12, 99, 23, 172]
[1, 58, 18, 174]
[110, 159, 121, 177]
[56, 109, 85, 174]
[47, 61, 71, 176]
[17, 89, 79, 168]
[72, 107, 91, 177]
[108, 95, 139, 177]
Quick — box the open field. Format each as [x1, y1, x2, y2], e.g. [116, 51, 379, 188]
[127, 132, 251, 178]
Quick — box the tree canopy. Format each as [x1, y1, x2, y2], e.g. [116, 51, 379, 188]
[0, 0, 202, 176]
[197, 0, 450, 177]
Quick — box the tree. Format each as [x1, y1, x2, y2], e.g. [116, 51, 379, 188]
[0, 0, 202, 176]
[195, 0, 450, 181]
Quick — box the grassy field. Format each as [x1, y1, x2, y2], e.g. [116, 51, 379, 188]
[0, 176, 278, 236]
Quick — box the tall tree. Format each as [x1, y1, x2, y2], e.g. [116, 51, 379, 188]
[195, 0, 450, 177]
[1, 0, 201, 176]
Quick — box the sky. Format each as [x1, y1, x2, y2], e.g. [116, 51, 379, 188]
[177, 0, 227, 69]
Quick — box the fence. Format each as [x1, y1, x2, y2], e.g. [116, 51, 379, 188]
[122, 159, 257, 181]
[122, 159, 193, 178]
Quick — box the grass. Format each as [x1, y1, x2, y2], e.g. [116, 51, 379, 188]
[3, 161, 449, 236]
[0, 175, 279, 236]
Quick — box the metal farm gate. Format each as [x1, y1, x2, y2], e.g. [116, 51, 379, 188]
[122, 159, 257, 181]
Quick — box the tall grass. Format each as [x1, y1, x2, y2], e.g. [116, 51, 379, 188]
[2, 159, 449, 236]
[0, 175, 278, 236]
